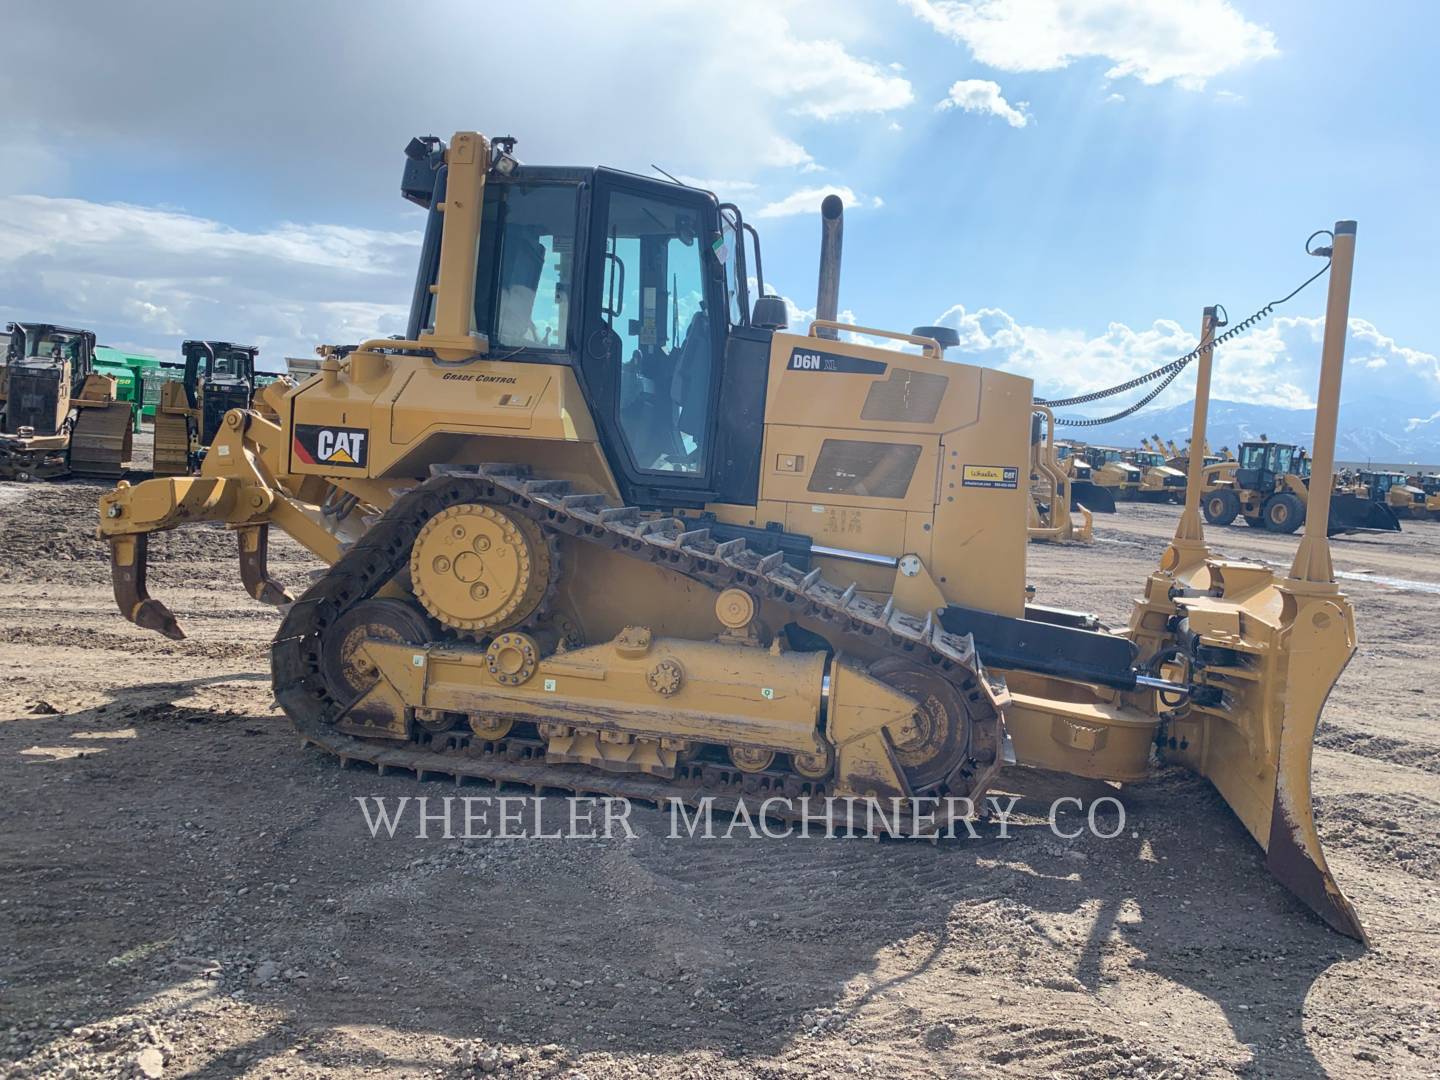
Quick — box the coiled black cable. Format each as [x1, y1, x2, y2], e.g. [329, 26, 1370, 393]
[1038, 229, 1334, 427]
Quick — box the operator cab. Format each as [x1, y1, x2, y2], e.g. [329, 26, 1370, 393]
[1, 324, 96, 436]
[1236, 440, 1307, 491]
[6, 324, 91, 369]
[181, 340, 260, 447]
[1362, 471, 1418, 502]
[402, 136, 783, 507]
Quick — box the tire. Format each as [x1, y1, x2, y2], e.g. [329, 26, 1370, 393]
[1203, 490, 1239, 526]
[1243, 514, 1265, 528]
[1264, 493, 1305, 534]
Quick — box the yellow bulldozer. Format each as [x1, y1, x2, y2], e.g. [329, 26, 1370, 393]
[1, 322, 134, 481]
[1408, 472, 1440, 518]
[96, 132, 1369, 939]
[1353, 470, 1434, 521]
[1051, 441, 1118, 514]
[153, 340, 265, 475]
[1078, 445, 1144, 499]
[1122, 447, 1187, 501]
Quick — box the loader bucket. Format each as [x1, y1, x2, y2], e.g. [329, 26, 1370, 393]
[1069, 480, 1117, 514]
[1327, 492, 1401, 534]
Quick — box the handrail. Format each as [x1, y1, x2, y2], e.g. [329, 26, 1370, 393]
[1029, 404, 1072, 539]
[806, 321, 944, 359]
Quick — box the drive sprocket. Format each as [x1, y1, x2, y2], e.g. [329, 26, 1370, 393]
[409, 502, 553, 636]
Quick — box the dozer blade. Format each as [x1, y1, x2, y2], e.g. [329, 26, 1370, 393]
[151, 412, 194, 477]
[1265, 701, 1367, 941]
[109, 533, 185, 640]
[1326, 492, 1401, 534]
[1069, 480, 1117, 514]
[70, 402, 135, 478]
[1165, 576, 1366, 941]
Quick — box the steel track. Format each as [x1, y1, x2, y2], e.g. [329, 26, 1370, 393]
[272, 465, 1008, 824]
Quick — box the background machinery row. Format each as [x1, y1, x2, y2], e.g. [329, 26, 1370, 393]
[0, 324, 283, 481]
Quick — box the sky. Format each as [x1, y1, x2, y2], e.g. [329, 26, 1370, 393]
[2, 0, 1437, 434]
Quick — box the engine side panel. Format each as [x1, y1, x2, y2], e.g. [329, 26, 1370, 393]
[759, 332, 1031, 616]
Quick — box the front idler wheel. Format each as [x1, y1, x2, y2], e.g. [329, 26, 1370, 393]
[320, 597, 435, 704]
[866, 657, 971, 791]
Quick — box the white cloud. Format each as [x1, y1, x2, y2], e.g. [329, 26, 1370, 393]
[748, 16, 915, 120]
[1105, 92, 1126, 104]
[936, 79, 1031, 127]
[1406, 411, 1440, 433]
[1350, 318, 1439, 377]
[761, 136, 818, 171]
[755, 185, 880, 220]
[1214, 89, 1246, 105]
[0, 1, 903, 212]
[905, 0, 1278, 89]
[926, 303, 1439, 412]
[0, 195, 416, 364]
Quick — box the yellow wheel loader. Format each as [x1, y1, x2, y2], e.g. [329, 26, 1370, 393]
[97, 132, 1369, 939]
[1202, 440, 1399, 534]
[1, 323, 134, 481]
[153, 340, 265, 475]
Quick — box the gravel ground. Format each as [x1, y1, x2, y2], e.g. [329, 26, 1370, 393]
[1, 462, 1438, 1079]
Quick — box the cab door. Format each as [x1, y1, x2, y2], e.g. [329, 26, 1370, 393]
[579, 171, 728, 507]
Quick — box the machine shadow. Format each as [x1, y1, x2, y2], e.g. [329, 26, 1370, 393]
[2, 687, 1356, 1076]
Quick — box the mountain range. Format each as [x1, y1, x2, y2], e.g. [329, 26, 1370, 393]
[1057, 396, 1440, 468]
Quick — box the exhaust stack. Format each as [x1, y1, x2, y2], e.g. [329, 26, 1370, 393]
[816, 194, 844, 340]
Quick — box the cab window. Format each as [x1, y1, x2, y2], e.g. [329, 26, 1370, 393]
[595, 189, 714, 475]
[473, 183, 578, 351]
[718, 208, 744, 327]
